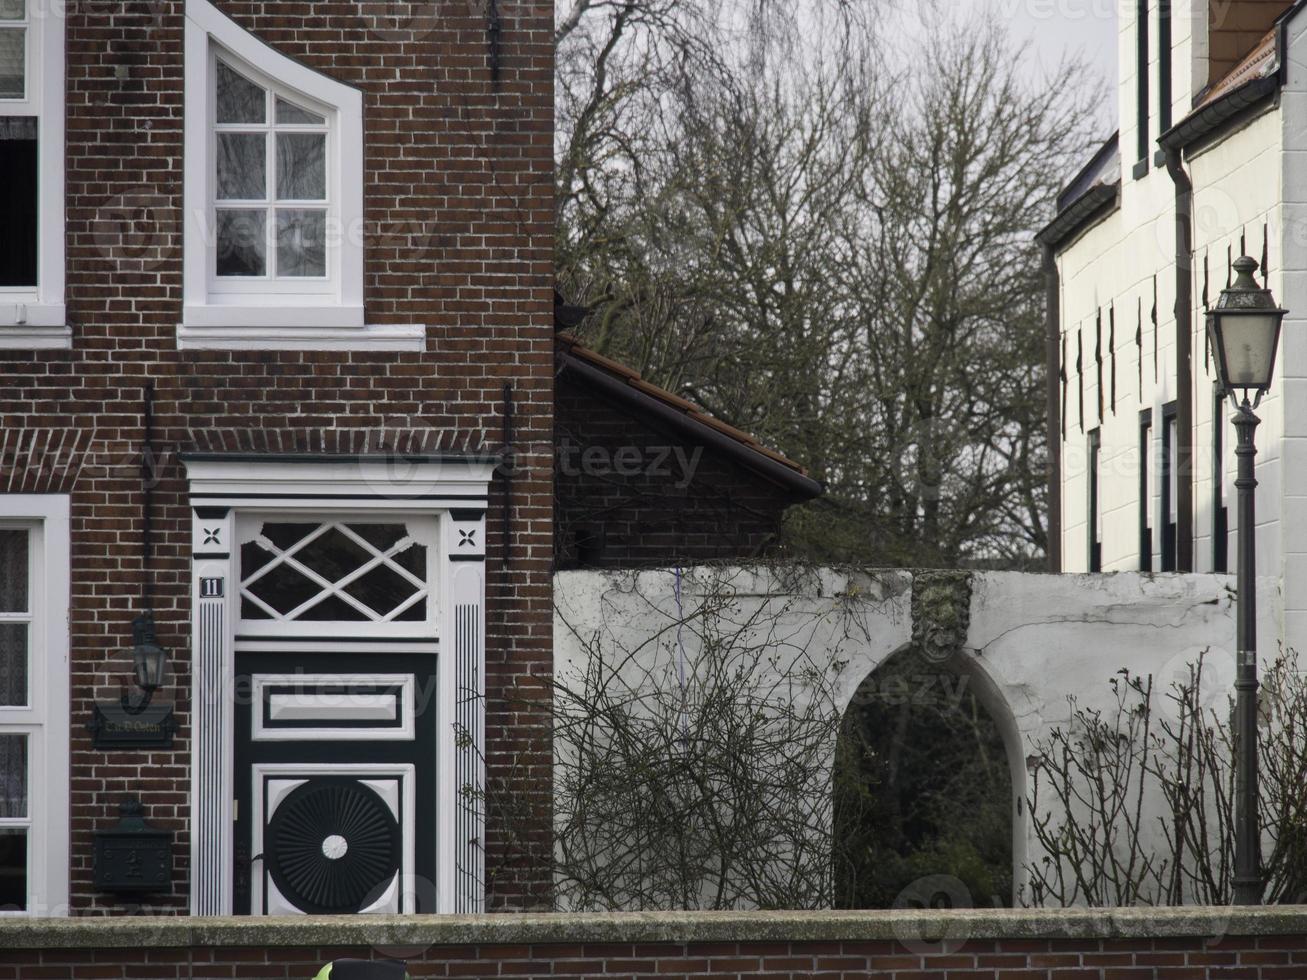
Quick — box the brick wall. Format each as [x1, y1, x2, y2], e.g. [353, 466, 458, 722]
[2, 0, 554, 912]
[554, 381, 800, 568]
[9, 937, 1307, 979]
[1, 910, 1305, 979]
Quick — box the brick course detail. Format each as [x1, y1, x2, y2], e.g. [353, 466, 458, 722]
[2, 934, 1305, 979]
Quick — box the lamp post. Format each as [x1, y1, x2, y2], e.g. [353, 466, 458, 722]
[1206, 254, 1287, 906]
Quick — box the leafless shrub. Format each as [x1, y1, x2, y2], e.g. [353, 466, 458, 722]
[1025, 652, 1307, 906]
[550, 566, 887, 910]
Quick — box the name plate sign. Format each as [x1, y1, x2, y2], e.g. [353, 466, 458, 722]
[89, 701, 178, 749]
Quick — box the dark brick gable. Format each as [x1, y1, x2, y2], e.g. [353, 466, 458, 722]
[554, 369, 819, 570]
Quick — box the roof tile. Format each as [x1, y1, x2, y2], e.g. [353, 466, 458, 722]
[1198, 27, 1278, 108]
[555, 334, 809, 477]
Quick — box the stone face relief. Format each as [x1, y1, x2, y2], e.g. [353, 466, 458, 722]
[912, 571, 972, 665]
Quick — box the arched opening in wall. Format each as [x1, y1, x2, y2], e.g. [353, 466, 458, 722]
[833, 645, 1014, 909]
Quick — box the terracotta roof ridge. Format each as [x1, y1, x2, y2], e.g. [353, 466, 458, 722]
[1197, 26, 1278, 109]
[554, 334, 811, 479]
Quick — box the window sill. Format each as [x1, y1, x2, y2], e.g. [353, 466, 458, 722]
[176, 322, 426, 352]
[183, 304, 365, 329]
[0, 324, 72, 350]
[0, 300, 67, 325]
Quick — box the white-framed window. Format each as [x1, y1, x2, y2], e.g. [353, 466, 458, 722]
[235, 513, 439, 639]
[0, 0, 67, 348]
[181, 0, 421, 351]
[210, 58, 334, 295]
[0, 496, 69, 915]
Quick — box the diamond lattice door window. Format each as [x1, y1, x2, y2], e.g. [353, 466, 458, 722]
[236, 518, 436, 636]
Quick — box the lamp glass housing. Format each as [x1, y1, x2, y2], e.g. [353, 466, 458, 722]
[128, 614, 168, 692]
[1207, 255, 1287, 397]
[133, 640, 167, 691]
[1209, 309, 1283, 393]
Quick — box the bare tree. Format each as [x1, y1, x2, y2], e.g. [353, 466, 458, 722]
[557, 4, 1102, 568]
[836, 23, 1094, 566]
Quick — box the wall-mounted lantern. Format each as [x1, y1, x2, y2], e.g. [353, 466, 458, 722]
[88, 612, 176, 749]
[127, 612, 168, 708]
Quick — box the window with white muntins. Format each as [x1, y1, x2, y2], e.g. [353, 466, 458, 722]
[181, 0, 421, 351]
[236, 517, 438, 637]
[0, 497, 69, 915]
[212, 60, 332, 289]
[0, 0, 66, 348]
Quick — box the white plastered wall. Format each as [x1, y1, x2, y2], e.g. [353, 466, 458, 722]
[1056, 163, 1180, 574]
[553, 567, 1282, 908]
[1188, 108, 1283, 585]
[1057, 0, 1290, 601]
[1277, 3, 1307, 656]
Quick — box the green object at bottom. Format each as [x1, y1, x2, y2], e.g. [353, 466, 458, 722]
[310, 961, 410, 980]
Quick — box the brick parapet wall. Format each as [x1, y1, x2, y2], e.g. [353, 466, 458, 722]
[3, 0, 554, 912]
[1, 909, 1305, 978]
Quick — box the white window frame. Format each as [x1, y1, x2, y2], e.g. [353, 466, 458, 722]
[234, 512, 440, 640]
[208, 56, 335, 298]
[0, 495, 69, 916]
[0, 0, 68, 348]
[181, 0, 422, 351]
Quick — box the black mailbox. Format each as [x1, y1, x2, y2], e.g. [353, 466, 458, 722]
[93, 798, 172, 894]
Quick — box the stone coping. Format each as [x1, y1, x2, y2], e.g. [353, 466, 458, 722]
[1, 907, 1306, 949]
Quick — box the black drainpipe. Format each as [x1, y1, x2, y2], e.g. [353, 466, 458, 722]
[487, 0, 502, 86]
[142, 381, 156, 608]
[501, 382, 514, 569]
[1043, 244, 1062, 573]
[1164, 147, 1195, 571]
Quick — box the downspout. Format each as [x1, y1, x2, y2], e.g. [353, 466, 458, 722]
[1043, 244, 1062, 573]
[1164, 147, 1195, 571]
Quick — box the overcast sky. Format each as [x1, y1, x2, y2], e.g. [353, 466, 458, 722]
[878, 0, 1117, 133]
[1001, 1, 1117, 82]
[968, 0, 1119, 128]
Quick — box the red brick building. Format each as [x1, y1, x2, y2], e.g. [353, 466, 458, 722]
[0, 0, 817, 922]
[0, 0, 554, 917]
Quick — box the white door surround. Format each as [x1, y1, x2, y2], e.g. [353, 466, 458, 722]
[182, 454, 492, 916]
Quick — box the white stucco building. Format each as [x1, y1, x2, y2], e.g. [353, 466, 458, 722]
[1040, 0, 1307, 652]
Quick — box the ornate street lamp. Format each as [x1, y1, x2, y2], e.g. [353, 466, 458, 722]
[1206, 254, 1287, 906]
